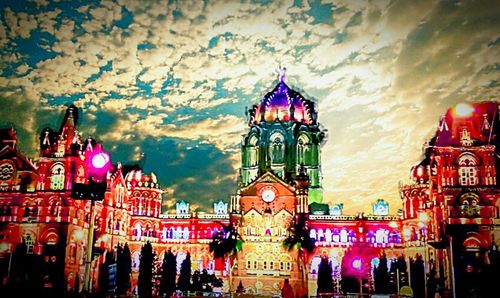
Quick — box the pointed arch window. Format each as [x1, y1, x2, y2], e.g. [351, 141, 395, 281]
[248, 135, 259, 167]
[297, 134, 310, 166]
[457, 153, 479, 186]
[269, 132, 284, 164]
[50, 164, 65, 190]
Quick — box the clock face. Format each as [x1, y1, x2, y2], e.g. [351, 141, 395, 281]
[262, 188, 276, 203]
[0, 163, 14, 181]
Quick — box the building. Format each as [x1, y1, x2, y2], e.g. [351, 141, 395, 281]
[0, 76, 498, 297]
[400, 102, 499, 297]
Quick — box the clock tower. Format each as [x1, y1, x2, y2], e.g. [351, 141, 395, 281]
[230, 73, 320, 295]
[240, 70, 326, 204]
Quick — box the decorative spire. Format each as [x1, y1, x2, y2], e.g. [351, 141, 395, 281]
[438, 116, 449, 132]
[279, 66, 286, 83]
[482, 113, 491, 131]
[43, 130, 51, 146]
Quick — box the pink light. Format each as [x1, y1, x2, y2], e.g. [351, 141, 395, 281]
[92, 152, 110, 169]
[352, 258, 362, 270]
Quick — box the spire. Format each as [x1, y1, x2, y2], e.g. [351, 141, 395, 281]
[482, 113, 491, 131]
[438, 116, 449, 132]
[279, 66, 286, 83]
[43, 130, 51, 146]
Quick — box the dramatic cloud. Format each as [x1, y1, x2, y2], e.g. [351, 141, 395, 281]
[0, 0, 498, 213]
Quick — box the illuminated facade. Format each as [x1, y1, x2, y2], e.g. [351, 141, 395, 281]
[0, 79, 498, 297]
[400, 102, 499, 297]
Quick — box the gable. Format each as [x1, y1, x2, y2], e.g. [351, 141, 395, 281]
[0, 146, 38, 192]
[240, 171, 295, 196]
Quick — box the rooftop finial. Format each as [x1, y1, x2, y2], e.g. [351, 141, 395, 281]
[279, 66, 286, 83]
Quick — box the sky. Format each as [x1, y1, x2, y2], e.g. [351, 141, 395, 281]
[0, 0, 498, 214]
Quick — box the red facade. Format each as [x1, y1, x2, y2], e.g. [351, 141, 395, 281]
[0, 101, 498, 297]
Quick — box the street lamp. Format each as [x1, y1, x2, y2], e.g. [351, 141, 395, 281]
[351, 257, 363, 295]
[418, 212, 430, 297]
[71, 141, 111, 293]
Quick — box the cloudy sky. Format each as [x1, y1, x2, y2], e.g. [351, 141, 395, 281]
[0, 0, 498, 214]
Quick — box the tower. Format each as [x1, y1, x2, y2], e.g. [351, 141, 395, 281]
[240, 71, 326, 204]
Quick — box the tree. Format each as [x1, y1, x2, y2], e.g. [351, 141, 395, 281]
[389, 256, 408, 294]
[410, 254, 425, 298]
[138, 242, 155, 298]
[191, 270, 202, 292]
[209, 222, 243, 292]
[177, 253, 192, 292]
[283, 213, 316, 297]
[374, 253, 389, 294]
[160, 250, 177, 297]
[98, 249, 115, 296]
[317, 256, 334, 295]
[117, 243, 132, 295]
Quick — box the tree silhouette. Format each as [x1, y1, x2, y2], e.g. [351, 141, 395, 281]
[160, 250, 177, 297]
[389, 256, 408, 294]
[283, 213, 316, 297]
[117, 243, 132, 295]
[317, 256, 334, 294]
[98, 249, 115, 295]
[410, 254, 425, 298]
[209, 222, 243, 292]
[374, 253, 389, 294]
[177, 253, 192, 292]
[138, 242, 155, 298]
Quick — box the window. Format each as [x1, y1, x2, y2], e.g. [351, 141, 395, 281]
[69, 244, 76, 263]
[269, 132, 284, 164]
[457, 153, 479, 186]
[459, 167, 478, 186]
[50, 164, 65, 190]
[24, 233, 34, 254]
[248, 135, 259, 167]
[297, 134, 310, 165]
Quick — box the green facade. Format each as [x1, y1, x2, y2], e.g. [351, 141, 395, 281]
[240, 80, 326, 204]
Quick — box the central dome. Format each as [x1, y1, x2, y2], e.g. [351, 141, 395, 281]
[249, 81, 316, 125]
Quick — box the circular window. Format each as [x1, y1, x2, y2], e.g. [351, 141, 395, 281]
[0, 163, 14, 181]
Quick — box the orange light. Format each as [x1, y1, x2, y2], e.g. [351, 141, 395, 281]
[455, 103, 474, 117]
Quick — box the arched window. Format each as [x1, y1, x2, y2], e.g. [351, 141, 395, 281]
[340, 229, 348, 243]
[332, 230, 340, 242]
[132, 251, 140, 272]
[183, 227, 189, 240]
[459, 192, 481, 217]
[248, 135, 259, 167]
[269, 132, 284, 164]
[50, 164, 65, 190]
[310, 229, 317, 239]
[457, 153, 479, 186]
[135, 223, 142, 238]
[375, 229, 388, 243]
[325, 229, 332, 242]
[297, 134, 310, 165]
[69, 244, 76, 263]
[317, 229, 324, 242]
